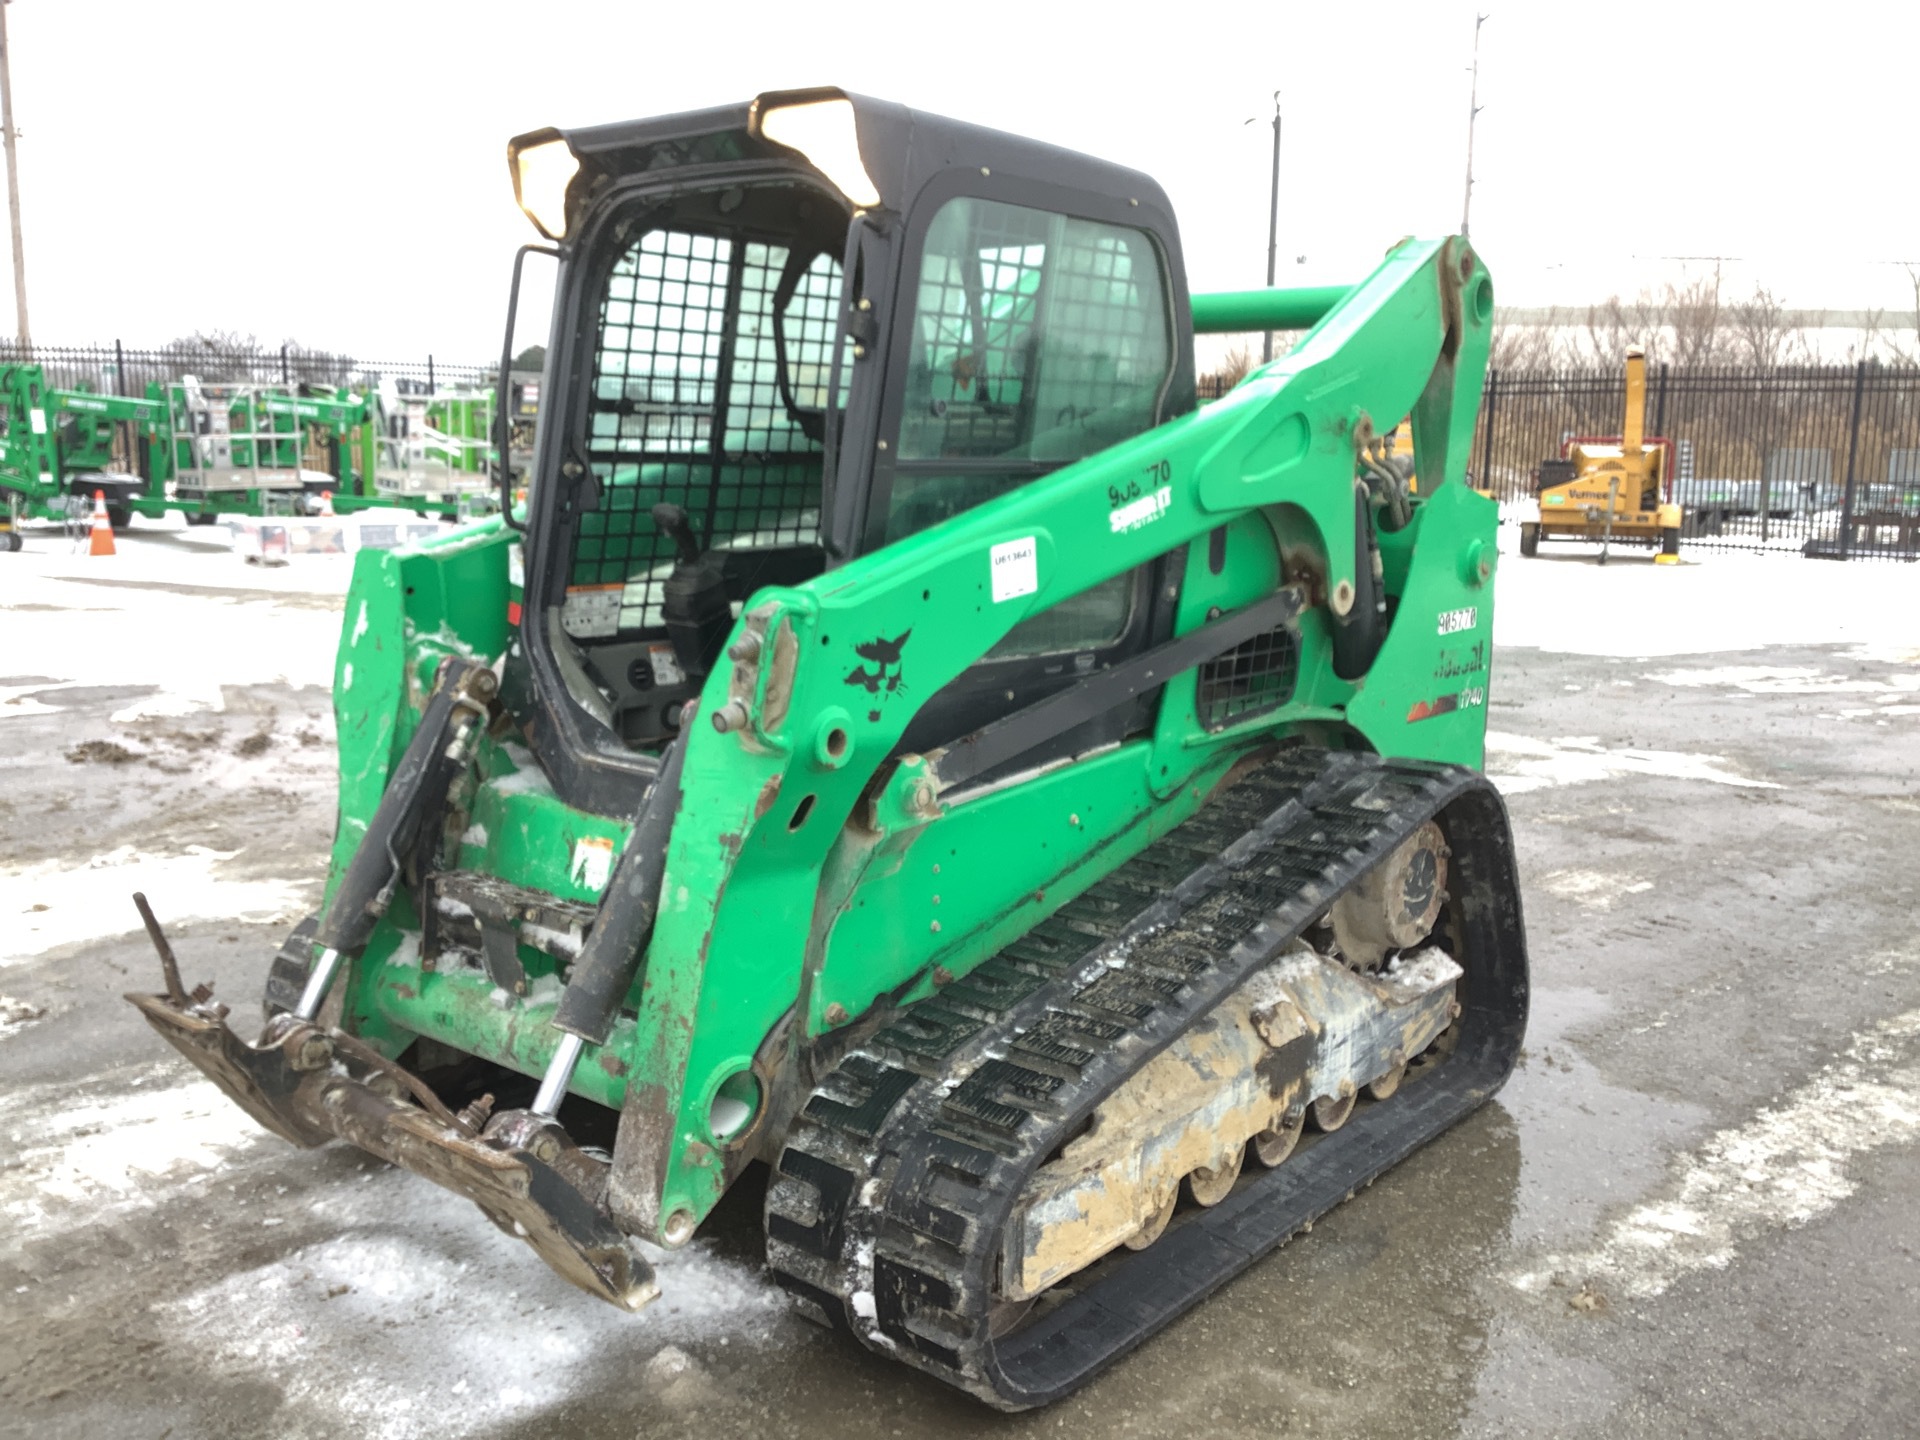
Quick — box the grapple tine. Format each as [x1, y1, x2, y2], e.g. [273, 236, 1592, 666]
[131, 891, 188, 1005]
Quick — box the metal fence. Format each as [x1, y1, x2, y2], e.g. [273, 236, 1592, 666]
[1199, 362, 1920, 561]
[0, 340, 495, 397]
[16, 343, 1920, 561]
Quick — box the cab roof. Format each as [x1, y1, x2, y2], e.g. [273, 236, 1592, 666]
[512, 87, 1176, 227]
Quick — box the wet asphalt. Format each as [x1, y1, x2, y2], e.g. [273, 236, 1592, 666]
[2, 538, 1917, 1439]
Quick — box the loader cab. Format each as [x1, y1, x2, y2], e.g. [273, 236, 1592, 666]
[509, 89, 1196, 815]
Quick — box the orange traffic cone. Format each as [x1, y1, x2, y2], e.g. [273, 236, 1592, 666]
[318, 490, 335, 516]
[88, 490, 116, 557]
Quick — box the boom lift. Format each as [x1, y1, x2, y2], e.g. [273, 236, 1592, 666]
[0, 366, 509, 547]
[127, 89, 1528, 1407]
[165, 379, 499, 518]
[0, 364, 169, 545]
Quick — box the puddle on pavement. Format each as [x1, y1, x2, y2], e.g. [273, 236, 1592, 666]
[1500, 985, 1709, 1254]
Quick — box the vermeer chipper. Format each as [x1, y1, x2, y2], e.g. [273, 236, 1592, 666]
[129, 89, 1528, 1408]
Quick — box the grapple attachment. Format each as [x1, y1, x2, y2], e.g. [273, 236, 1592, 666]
[126, 976, 658, 1312]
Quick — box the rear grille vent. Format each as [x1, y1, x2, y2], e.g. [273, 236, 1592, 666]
[1194, 625, 1299, 731]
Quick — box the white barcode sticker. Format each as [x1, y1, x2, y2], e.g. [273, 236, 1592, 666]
[990, 536, 1039, 603]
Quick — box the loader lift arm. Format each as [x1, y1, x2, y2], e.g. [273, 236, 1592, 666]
[597, 234, 1494, 1242]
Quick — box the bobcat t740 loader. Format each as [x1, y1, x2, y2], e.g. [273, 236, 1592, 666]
[130, 88, 1528, 1408]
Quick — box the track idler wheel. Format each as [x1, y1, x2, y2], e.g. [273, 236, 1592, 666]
[1368, 1056, 1409, 1101]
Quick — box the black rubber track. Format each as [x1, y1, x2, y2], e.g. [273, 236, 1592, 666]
[764, 746, 1529, 1409]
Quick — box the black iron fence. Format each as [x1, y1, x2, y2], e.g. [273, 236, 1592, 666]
[0, 340, 495, 396]
[16, 343, 1920, 561]
[1200, 362, 1920, 561]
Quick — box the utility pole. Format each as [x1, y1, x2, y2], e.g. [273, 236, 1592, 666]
[1462, 13, 1487, 239]
[1245, 92, 1282, 362]
[0, 0, 27, 346]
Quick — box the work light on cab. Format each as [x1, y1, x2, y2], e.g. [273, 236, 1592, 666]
[750, 91, 881, 208]
[510, 132, 580, 241]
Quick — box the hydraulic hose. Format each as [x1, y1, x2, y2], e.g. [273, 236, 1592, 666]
[314, 657, 494, 957]
[1330, 480, 1388, 681]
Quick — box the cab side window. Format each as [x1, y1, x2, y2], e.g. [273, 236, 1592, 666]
[888, 197, 1172, 656]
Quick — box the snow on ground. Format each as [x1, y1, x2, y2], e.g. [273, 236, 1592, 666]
[0, 846, 315, 964]
[0, 1067, 271, 1235]
[1485, 732, 1781, 796]
[0, 549, 343, 720]
[1510, 1004, 1920, 1301]
[160, 1201, 790, 1440]
[1, 1055, 792, 1439]
[5, 513, 361, 598]
[1492, 536, 1919, 658]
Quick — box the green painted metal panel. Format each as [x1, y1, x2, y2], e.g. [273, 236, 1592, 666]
[315, 234, 1497, 1244]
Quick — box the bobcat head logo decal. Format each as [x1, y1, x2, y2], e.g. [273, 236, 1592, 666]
[845, 630, 911, 717]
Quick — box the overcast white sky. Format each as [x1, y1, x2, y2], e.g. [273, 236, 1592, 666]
[5, 0, 1914, 360]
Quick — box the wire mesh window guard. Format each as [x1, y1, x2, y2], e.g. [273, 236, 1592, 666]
[893, 197, 1171, 523]
[567, 230, 845, 636]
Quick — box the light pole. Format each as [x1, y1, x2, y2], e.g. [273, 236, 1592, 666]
[1245, 92, 1282, 362]
[0, 0, 27, 346]
[1462, 14, 1487, 239]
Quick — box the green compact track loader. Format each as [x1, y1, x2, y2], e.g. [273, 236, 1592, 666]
[129, 88, 1528, 1408]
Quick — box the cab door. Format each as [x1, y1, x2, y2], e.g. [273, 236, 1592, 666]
[862, 190, 1185, 767]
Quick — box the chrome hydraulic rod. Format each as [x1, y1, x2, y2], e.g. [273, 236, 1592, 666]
[533, 1032, 585, 1117]
[294, 947, 345, 1020]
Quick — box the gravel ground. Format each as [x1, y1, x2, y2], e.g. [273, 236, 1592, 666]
[2, 521, 1917, 1439]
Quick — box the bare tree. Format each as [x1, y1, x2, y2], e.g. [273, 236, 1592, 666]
[1199, 342, 1256, 396]
[1489, 307, 1571, 369]
[1583, 293, 1661, 365]
[158, 328, 269, 382]
[1727, 284, 1798, 366]
[1880, 267, 1920, 365]
[280, 339, 355, 387]
[1577, 268, 1732, 367]
[157, 329, 354, 386]
[1661, 269, 1728, 365]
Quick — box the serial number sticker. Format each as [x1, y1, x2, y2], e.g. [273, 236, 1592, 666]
[1109, 484, 1172, 535]
[990, 535, 1039, 603]
[1437, 606, 1478, 636]
[560, 584, 623, 639]
[571, 835, 615, 893]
